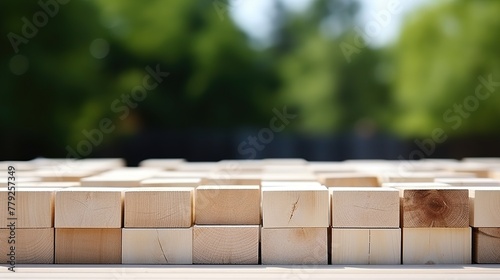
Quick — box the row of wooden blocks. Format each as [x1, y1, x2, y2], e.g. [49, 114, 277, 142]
[1, 157, 500, 265]
[2, 226, 498, 264]
[1, 184, 499, 264]
[2, 184, 499, 229]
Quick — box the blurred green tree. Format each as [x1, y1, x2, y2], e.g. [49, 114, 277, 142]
[271, 0, 390, 135]
[1, 0, 279, 158]
[392, 0, 500, 137]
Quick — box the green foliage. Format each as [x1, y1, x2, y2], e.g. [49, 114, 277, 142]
[1, 0, 500, 158]
[393, 0, 500, 137]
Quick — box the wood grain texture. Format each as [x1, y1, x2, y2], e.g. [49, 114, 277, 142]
[402, 227, 471, 264]
[469, 188, 500, 227]
[0, 228, 54, 264]
[262, 185, 329, 228]
[330, 187, 399, 228]
[55, 187, 123, 228]
[122, 228, 192, 264]
[0, 188, 55, 228]
[55, 228, 121, 264]
[192, 225, 259, 264]
[124, 187, 193, 228]
[261, 227, 327, 265]
[331, 228, 401, 265]
[320, 173, 379, 187]
[195, 185, 260, 225]
[399, 187, 469, 228]
[473, 228, 500, 264]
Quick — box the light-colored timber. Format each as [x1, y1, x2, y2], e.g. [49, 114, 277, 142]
[192, 225, 259, 264]
[261, 185, 329, 228]
[330, 187, 399, 228]
[331, 228, 401, 265]
[402, 227, 471, 264]
[0, 228, 54, 264]
[195, 185, 260, 225]
[55, 228, 122, 264]
[261, 227, 327, 265]
[55, 187, 123, 228]
[469, 187, 500, 227]
[124, 187, 193, 228]
[122, 228, 192, 264]
[396, 185, 469, 228]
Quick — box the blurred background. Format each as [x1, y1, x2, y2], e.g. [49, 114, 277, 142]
[2, 0, 500, 165]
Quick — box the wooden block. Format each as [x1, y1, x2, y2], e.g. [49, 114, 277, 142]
[263, 165, 310, 174]
[80, 167, 161, 187]
[80, 176, 143, 188]
[380, 172, 474, 184]
[402, 227, 471, 264]
[176, 162, 216, 172]
[383, 182, 450, 188]
[193, 225, 259, 264]
[469, 187, 500, 227]
[261, 173, 317, 182]
[261, 181, 321, 188]
[397, 186, 469, 228]
[435, 178, 500, 187]
[140, 178, 200, 187]
[55, 228, 121, 264]
[490, 169, 500, 179]
[320, 173, 379, 187]
[0, 161, 36, 171]
[55, 187, 123, 228]
[124, 187, 193, 228]
[76, 158, 126, 170]
[0, 228, 54, 264]
[200, 174, 261, 186]
[331, 228, 401, 265]
[216, 160, 263, 173]
[151, 171, 207, 179]
[473, 228, 500, 264]
[446, 163, 490, 178]
[308, 162, 356, 174]
[0, 176, 41, 187]
[0, 188, 55, 228]
[463, 157, 500, 164]
[195, 185, 260, 225]
[98, 167, 161, 177]
[16, 182, 80, 188]
[139, 158, 185, 170]
[122, 228, 192, 264]
[262, 185, 329, 228]
[36, 168, 98, 182]
[261, 227, 327, 265]
[330, 188, 399, 228]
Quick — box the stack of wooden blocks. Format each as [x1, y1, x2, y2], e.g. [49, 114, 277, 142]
[393, 183, 471, 264]
[330, 187, 401, 265]
[194, 183, 260, 264]
[261, 182, 329, 265]
[1, 157, 500, 265]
